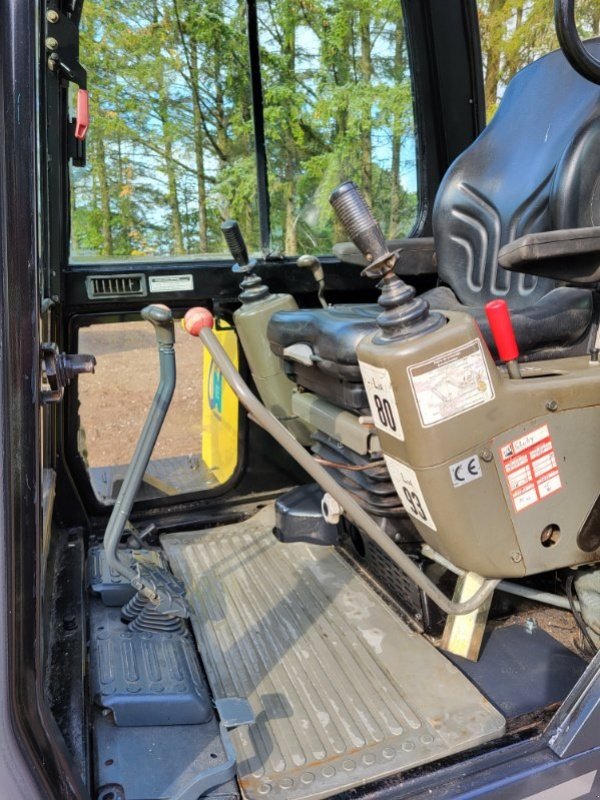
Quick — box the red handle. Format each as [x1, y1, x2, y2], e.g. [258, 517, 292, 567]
[485, 299, 519, 362]
[183, 307, 214, 336]
[74, 89, 89, 140]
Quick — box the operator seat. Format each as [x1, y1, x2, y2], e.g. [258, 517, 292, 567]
[268, 39, 600, 413]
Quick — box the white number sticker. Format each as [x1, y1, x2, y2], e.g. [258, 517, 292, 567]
[358, 362, 404, 441]
[384, 456, 437, 531]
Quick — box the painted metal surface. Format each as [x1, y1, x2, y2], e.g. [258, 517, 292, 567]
[163, 506, 505, 800]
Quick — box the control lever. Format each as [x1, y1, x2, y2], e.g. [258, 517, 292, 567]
[103, 304, 178, 598]
[485, 300, 522, 379]
[221, 219, 268, 302]
[329, 181, 443, 340]
[297, 254, 327, 308]
[329, 181, 393, 277]
[221, 219, 254, 273]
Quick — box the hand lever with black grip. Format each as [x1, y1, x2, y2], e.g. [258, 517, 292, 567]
[329, 181, 395, 276]
[221, 220, 253, 273]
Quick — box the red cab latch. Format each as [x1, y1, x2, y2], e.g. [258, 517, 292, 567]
[74, 89, 89, 141]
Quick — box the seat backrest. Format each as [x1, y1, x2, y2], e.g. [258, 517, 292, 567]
[433, 38, 600, 309]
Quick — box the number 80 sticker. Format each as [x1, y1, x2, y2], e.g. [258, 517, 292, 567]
[358, 361, 405, 441]
[384, 455, 437, 531]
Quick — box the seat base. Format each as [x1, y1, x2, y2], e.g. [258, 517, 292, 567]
[268, 288, 594, 412]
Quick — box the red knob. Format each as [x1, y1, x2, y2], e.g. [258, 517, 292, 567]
[183, 307, 214, 336]
[485, 300, 519, 362]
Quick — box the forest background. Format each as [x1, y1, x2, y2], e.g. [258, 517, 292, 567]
[71, 0, 600, 259]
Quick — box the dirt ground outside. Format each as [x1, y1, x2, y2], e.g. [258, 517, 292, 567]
[78, 321, 204, 468]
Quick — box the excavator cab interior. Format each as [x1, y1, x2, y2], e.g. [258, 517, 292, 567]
[4, 0, 600, 798]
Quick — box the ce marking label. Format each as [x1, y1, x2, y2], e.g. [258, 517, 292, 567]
[450, 455, 482, 488]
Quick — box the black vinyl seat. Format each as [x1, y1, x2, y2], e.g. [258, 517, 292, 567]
[268, 40, 600, 411]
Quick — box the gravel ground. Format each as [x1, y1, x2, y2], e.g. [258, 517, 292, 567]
[78, 321, 204, 467]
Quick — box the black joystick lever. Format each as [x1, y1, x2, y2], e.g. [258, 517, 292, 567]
[329, 182, 393, 278]
[329, 181, 444, 340]
[221, 219, 253, 273]
[221, 219, 269, 302]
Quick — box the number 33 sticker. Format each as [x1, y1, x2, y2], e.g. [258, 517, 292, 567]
[384, 456, 437, 531]
[358, 362, 405, 441]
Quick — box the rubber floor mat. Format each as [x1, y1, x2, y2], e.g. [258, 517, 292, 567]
[162, 506, 505, 800]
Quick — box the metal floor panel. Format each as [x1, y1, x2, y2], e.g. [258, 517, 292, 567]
[162, 507, 505, 800]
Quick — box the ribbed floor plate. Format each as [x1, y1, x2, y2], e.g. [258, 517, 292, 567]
[162, 507, 505, 800]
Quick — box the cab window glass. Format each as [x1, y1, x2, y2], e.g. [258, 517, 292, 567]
[477, 1, 599, 118]
[70, 0, 418, 259]
[258, 0, 418, 254]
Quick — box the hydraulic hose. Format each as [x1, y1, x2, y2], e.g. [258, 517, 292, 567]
[184, 308, 499, 615]
[104, 305, 176, 589]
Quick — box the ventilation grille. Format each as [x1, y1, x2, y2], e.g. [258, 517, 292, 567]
[86, 274, 147, 300]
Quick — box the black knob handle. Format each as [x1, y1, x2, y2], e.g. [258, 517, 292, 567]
[329, 181, 390, 271]
[221, 220, 250, 269]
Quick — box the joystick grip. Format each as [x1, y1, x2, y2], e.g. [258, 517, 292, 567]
[329, 181, 389, 269]
[221, 220, 250, 270]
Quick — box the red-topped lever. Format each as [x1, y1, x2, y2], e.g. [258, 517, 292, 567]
[485, 299, 521, 379]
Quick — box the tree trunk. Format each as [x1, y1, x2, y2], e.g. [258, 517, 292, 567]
[116, 133, 135, 254]
[158, 77, 185, 255]
[190, 37, 208, 252]
[359, 8, 373, 204]
[482, 0, 504, 118]
[282, 1, 297, 253]
[389, 22, 406, 237]
[96, 136, 114, 257]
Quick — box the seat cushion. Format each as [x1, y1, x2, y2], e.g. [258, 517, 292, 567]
[269, 288, 593, 369]
[268, 303, 380, 378]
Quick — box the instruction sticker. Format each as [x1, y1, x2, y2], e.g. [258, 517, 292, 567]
[384, 455, 437, 531]
[149, 274, 194, 293]
[358, 362, 405, 441]
[500, 424, 562, 512]
[408, 339, 495, 427]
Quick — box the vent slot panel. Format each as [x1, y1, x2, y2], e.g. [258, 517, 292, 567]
[86, 274, 147, 299]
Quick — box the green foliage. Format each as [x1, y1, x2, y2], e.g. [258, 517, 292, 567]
[479, 0, 600, 118]
[71, 0, 419, 258]
[72, 1, 593, 259]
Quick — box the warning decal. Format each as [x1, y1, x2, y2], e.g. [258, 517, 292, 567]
[500, 424, 562, 512]
[408, 339, 494, 428]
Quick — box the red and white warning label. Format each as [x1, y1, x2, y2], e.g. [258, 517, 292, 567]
[500, 424, 562, 512]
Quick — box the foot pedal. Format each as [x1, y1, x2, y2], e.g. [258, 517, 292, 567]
[90, 605, 212, 726]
